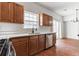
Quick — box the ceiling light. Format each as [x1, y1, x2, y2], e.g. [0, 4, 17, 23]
[64, 9, 67, 11]
[71, 9, 79, 22]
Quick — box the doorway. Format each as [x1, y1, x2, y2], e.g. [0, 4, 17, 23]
[53, 19, 62, 39]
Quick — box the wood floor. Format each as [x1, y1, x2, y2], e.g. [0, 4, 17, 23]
[35, 39, 79, 56]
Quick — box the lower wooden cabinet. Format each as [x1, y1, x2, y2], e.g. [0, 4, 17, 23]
[28, 35, 38, 55]
[11, 33, 56, 56]
[38, 35, 45, 52]
[11, 36, 29, 56]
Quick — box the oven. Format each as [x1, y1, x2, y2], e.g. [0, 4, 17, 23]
[0, 39, 16, 56]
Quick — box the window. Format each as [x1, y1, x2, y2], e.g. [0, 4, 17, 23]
[24, 11, 39, 28]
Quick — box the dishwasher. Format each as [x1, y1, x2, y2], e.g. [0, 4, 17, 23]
[46, 34, 53, 49]
[0, 39, 16, 56]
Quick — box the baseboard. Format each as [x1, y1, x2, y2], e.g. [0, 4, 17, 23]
[45, 45, 56, 50]
[61, 37, 67, 39]
[62, 37, 78, 40]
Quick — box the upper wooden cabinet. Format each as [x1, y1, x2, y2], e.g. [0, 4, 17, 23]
[0, 2, 24, 24]
[0, 2, 12, 22]
[13, 3, 24, 23]
[39, 13, 53, 26]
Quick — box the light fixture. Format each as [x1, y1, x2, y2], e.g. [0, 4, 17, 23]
[64, 9, 67, 11]
[71, 9, 79, 22]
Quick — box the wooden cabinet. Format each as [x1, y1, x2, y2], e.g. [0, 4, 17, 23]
[11, 36, 29, 56]
[38, 35, 45, 52]
[0, 2, 12, 22]
[48, 15, 52, 26]
[28, 35, 38, 55]
[39, 13, 52, 26]
[0, 2, 24, 24]
[42, 14, 49, 26]
[11, 33, 54, 56]
[11, 35, 46, 56]
[13, 3, 24, 23]
[28, 35, 46, 55]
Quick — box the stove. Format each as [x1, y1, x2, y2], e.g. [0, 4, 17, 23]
[0, 39, 16, 56]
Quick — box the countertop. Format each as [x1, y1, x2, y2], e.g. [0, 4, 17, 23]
[0, 32, 55, 39]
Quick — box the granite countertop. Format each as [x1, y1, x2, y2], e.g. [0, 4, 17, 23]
[0, 32, 55, 39]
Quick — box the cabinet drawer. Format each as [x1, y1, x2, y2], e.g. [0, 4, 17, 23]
[30, 35, 38, 39]
[39, 35, 45, 39]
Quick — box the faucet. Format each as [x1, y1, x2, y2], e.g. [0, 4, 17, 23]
[32, 24, 38, 33]
[32, 28, 34, 33]
[32, 28, 37, 33]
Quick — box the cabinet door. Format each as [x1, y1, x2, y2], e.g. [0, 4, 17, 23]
[38, 35, 45, 52]
[28, 36, 38, 55]
[43, 14, 49, 26]
[40, 13, 53, 26]
[14, 3, 24, 24]
[0, 2, 13, 22]
[48, 16, 52, 26]
[0, 2, 23, 23]
[11, 37, 28, 56]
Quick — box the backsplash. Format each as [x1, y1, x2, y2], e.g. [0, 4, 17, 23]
[0, 23, 52, 34]
[0, 23, 23, 32]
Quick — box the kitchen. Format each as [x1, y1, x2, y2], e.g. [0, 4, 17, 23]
[0, 2, 56, 56]
[1, 2, 79, 56]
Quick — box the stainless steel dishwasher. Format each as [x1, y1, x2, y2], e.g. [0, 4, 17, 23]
[46, 34, 53, 49]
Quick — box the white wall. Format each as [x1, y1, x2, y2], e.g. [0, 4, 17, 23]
[62, 22, 66, 38]
[63, 12, 79, 39]
[64, 14, 76, 22]
[63, 22, 79, 39]
[53, 19, 62, 39]
[0, 23, 23, 32]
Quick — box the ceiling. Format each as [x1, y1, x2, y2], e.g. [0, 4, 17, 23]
[37, 2, 79, 16]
